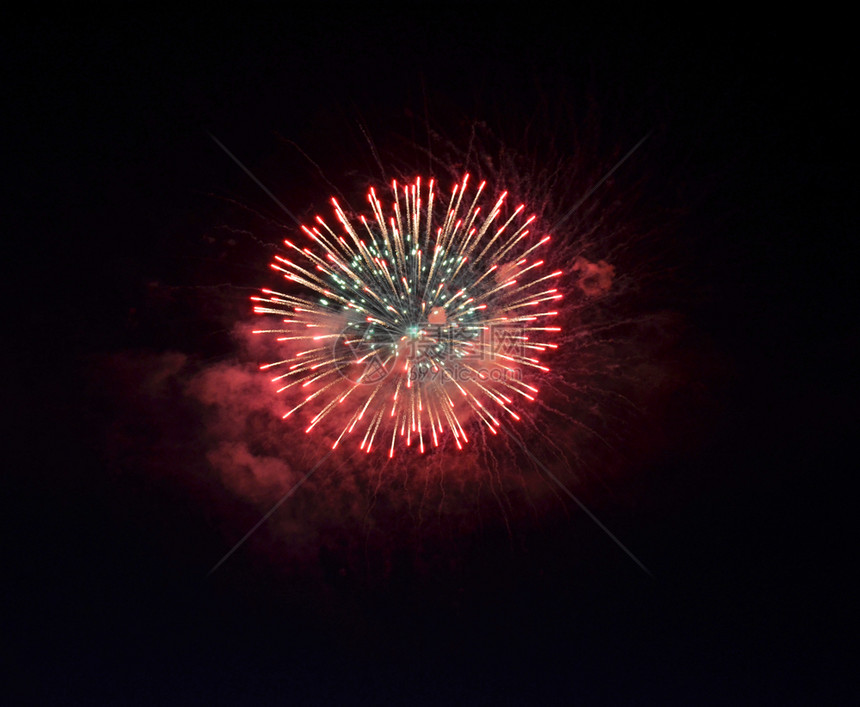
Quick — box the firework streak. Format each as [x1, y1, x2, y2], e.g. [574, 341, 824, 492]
[252, 175, 563, 457]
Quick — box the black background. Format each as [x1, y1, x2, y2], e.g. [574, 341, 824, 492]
[5, 8, 855, 704]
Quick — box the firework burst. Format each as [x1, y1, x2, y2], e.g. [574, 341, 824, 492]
[252, 174, 563, 457]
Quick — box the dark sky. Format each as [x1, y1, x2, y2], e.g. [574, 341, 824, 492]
[5, 9, 855, 704]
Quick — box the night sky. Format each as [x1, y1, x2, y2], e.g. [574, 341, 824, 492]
[5, 9, 855, 704]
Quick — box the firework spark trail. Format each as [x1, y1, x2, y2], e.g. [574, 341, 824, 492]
[551, 131, 653, 233]
[207, 131, 303, 227]
[252, 175, 563, 457]
[500, 422, 654, 578]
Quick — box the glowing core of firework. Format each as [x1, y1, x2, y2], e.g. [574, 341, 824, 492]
[252, 175, 563, 457]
